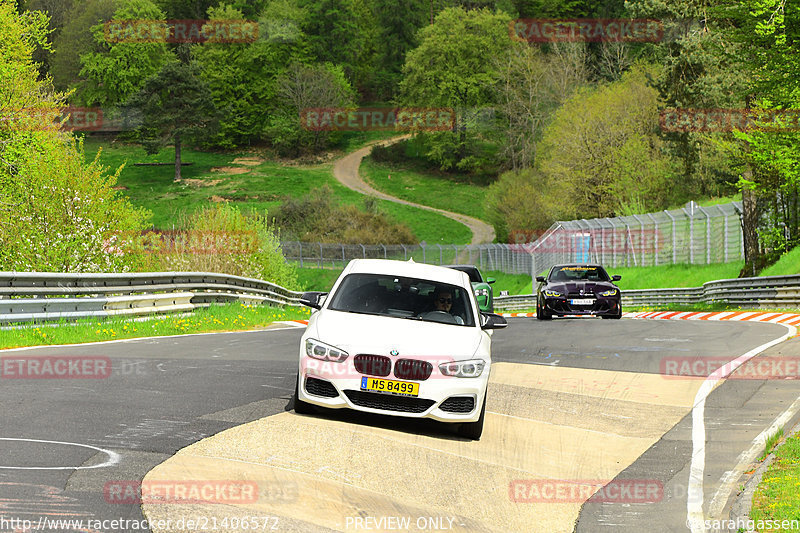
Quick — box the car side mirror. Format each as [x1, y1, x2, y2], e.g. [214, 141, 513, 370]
[535, 276, 545, 282]
[612, 275, 621, 281]
[299, 291, 327, 309]
[480, 312, 508, 330]
[486, 277, 496, 284]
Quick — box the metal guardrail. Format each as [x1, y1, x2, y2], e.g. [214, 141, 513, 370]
[493, 274, 800, 311]
[0, 272, 304, 324]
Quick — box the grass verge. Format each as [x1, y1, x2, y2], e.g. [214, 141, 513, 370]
[750, 428, 800, 530]
[361, 155, 490, 222]
[0, 303, 312, 350]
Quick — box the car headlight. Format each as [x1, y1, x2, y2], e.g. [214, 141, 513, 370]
[599, 289, 618, 296]
[439, 359, 486, 378]
[475, 288, 489, 297]
[543, 289, 563, 298]
[305, 339, 349, 363]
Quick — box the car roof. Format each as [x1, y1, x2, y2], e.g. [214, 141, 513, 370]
[342, 259, 470, 287]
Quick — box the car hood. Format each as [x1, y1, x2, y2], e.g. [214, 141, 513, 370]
[547, 281, 618, 294]
[311, 310, 483, 359]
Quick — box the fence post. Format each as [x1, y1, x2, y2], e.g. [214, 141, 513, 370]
[298, 241, 303, 268]
[422, 243, 426, 263]
[437, 244, 443, 264]
[664, 210, 677, 264]
[697, 205, 712, 264]
[360, 244, 366, 261]
[401, 244, 407, 260]
[319, 242, 323, 267]
[720, 206, 729, 262]
[632, 214, 646, 266]
[381, 244, 387, 259]
[647, 213, 659, 265]
[682, 208, 694, 264]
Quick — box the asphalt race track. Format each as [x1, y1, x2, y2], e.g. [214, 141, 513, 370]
[0, 317, 797, 532]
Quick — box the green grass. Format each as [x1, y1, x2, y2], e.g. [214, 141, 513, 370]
[609, 262, 744, 290]
[761, 247, 800, 277]
[0, 303, 312, 349]
[750, 429, 800, 529]
[81, 137, 471, 243]
[361, 155, 491, 222]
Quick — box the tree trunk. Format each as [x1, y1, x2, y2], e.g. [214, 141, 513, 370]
[174, 134, 182, 182]
[741, 175, 760, 277]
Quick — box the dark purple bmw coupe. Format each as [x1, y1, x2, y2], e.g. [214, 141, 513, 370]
[535, 264, 622, 320]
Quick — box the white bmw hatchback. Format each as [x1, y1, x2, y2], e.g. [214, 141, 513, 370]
[295, 259, 507, 440]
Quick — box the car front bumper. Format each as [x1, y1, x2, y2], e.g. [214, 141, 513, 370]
[297, 356, 489, 423]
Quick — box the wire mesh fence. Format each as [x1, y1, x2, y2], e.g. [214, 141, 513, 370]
[280, 201, 744, 275]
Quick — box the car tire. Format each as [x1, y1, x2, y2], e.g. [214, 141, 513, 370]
[458, 393, 486, 440]
[293, 376, 314, 415]
[602, 308, 622, 320]
[536, 299, 551, 320]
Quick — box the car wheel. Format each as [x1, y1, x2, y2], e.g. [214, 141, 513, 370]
[602, 308, 622, 320]
[293, 376, 314, 414]
[536, 299, 551, 320]
[458, 393, 486, 440]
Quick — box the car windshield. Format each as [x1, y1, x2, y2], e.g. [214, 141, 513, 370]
[327, 273, 475, 326]
[549, 266, 610, 282]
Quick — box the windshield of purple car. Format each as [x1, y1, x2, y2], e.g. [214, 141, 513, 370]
[327, 273, 475, 326]
[548, 266, 611, 282]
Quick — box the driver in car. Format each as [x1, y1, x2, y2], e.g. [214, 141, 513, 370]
[432, 288, 464, 324]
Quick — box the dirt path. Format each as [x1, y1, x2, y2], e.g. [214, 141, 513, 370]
[333, 137, 496, 245]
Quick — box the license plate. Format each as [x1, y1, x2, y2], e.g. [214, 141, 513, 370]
[360, 376, 419, 397]
[570, 298, 595, 305]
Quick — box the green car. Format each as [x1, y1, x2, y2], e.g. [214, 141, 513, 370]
[446, 265, 496, 313]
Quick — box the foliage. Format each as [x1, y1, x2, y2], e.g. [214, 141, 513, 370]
[193, 1, 312, 149]
[398, 6, 513, 171]
[485, 168, 561, 242]
[268, 62, 356, 156]
[0, 0, 149, 272]
[126, 59, 219, 180]
[537, 63, 677, 219]
[50, 0, 118, 91]
[269, 185, 417, 244]
[494, 42, 588, 171]
[139, 203, 298, 288]
[77, 0, 173, 107]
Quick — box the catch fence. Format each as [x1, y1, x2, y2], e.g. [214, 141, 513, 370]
[280, 201, 744, 275]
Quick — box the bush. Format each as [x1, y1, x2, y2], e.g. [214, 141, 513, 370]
[270, 185, 416, 244]
[138, 204, 298, 289]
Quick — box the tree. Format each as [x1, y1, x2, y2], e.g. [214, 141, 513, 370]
[537, 63, 676, 219]
[50, 0, 118, 91]
[269, 62, 356, 155]
[298, 0, 372, 87]
[193, 1, 312, 148]
[77, 0, 173, 107]
[494, 41, 587, 170]
[370, 0, 428, 98]
[0, 0, 149, 272]
[398, 6, 513, 170]
[126, 60, 219, 181]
